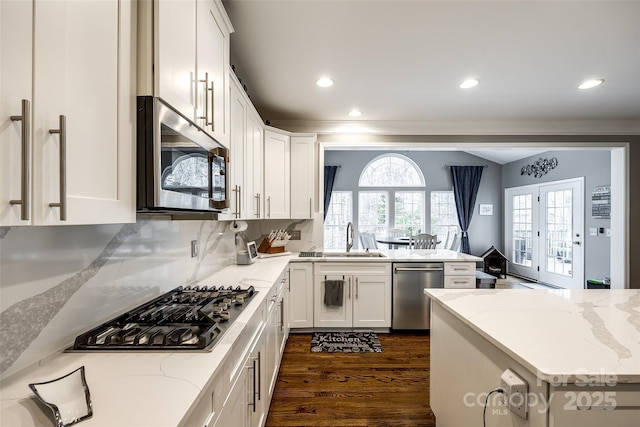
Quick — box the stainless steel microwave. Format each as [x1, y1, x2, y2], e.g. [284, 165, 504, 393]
[136, 96, 229, 213]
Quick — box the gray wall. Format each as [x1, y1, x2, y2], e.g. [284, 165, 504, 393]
[324, 150, 502, 256]
[502, 150, 611, 283]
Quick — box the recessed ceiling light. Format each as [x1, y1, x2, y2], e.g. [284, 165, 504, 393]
[316, 77, 334, 88]
[348, 110, 362, 118]
[459, 79, 480, 89]
[578, 79, 604, 90]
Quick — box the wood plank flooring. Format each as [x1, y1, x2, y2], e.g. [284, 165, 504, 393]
[265, 333, 436, 427]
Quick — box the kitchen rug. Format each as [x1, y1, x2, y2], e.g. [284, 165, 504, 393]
[310, 332, 383, 353]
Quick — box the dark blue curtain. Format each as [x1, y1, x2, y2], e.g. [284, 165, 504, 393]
[450, 166, 484, 254]
[323, 166, 339, 221]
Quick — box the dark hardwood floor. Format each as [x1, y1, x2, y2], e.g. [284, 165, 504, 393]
[265, 333, 436, 427]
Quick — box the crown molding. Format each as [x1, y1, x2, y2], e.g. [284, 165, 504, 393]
[265, 119, 640, 136]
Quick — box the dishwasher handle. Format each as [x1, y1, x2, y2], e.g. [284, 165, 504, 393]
[394, 266, 443, 273]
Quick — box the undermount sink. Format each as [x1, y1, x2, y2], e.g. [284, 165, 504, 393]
[323, 251, 386, 258]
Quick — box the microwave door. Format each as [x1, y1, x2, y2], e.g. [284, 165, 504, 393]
[209, 148, 229, 210]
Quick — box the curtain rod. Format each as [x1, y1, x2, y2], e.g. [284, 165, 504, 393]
[444, 165, 488, 168]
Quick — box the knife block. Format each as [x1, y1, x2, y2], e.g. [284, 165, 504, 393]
[257, 237, 286, 254]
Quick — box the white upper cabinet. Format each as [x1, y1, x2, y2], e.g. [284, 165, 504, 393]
[157, 0, 196, 120]
[155, 0, 232, 146]
[290, 135, 317, 219]
[1, 0, 135, 226]
[263, 129, 290, 219]
[246, 108, 264, 219]
[196, 0, 231, 146]
[219, 73, 263, 220]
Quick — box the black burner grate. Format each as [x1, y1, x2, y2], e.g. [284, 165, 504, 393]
[72, 285, 256, 351]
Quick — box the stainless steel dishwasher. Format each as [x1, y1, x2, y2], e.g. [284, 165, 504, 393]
[392, 262, 444, 330]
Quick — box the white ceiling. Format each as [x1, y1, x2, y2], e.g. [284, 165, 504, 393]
[222, 0, 640, 161]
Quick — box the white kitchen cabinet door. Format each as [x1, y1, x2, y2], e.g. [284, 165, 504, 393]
[196, 0, 231, 146]
[227, 77, 246, 219]
[157, 0, 196, 119]
[246, 109, 264, 219]
[2, 0, 135, 226]
[1, 0, 33, 226]
[352, 274, 391, 328]
[288, 263, 314, 328]
[263, 129, 290, 219]
[215, 352, 250, 427]
[290, 135, 316, 219]
[314, 274, 353, 328]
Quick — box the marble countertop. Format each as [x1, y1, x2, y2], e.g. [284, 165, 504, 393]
[0, 256, 292, 427]
[425, 288, 640, 383]
[290, 248, 482, 263]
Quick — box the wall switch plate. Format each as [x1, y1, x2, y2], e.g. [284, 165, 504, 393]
[191, 240, 199, 258]
[500, 369, 528, 419]
[589, 228, 598, 236]
[606, 228, 611, 237]
[290, 230, 301, 240]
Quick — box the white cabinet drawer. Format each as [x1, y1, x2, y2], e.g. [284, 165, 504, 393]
[444, 262, 476, 276]
[444, 276, 475, 289]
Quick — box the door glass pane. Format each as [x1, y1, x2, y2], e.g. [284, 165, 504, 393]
[512, 194, 532, 267]
[545, 189, 573, 276]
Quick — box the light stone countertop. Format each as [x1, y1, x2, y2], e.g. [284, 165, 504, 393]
[425, 288, 640, 383]
[0, 252, 481, 427]
[0, 256, 293, 427]
[289, 248, 482, 263]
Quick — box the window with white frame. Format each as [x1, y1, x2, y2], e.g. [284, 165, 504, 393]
[323, 191, 352, 251]
[358, 154, 425, 241]
[430, 191, 459, 247]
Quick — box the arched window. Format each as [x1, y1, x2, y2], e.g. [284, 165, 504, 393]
[358, 154, 425, 240]
[359, 154, 425, 187]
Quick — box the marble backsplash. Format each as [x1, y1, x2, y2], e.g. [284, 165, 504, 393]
[0, 216, 319, 379]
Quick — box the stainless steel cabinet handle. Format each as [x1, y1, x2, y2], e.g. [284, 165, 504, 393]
[9, 99, 31, 220]
[309, 198, 312, 218]
[198, 72, 209, 124]
[48, 115, 67, 221]
[394, 267, 443, 272]
[255, 193, 261, 218]
[208, 80, 215, 131]
[233, 185, 241, 218]
[348, 277, 352, 299]
[267, 196, 271, 218]
[356, 277, 359, 299]
[255, 351, 261, 401]
[279, 300, 284, 332]
[249, 359, 257, 412]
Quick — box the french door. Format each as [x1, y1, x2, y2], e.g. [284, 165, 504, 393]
[505, 178, 584, 289]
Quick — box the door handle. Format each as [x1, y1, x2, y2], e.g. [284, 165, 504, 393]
[255, 193, 261, 217]
[9, 99, 31, 220]
[48, 115, 67, 221]
[355, 277, 359, 299]
[573, 241, 581, 245]
[267, 196, 271, 218]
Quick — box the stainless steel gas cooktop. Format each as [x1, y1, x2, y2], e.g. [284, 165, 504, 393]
[71, 285, 257, 351]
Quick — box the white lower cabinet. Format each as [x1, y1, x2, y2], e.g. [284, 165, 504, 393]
[314, 263, 391, 328]
[288, 263, 314, 328]
[182, 271, 288, 427]
[444, 262, 476, 289]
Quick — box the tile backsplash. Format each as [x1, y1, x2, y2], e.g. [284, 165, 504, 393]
[0, 216, 318, 379]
